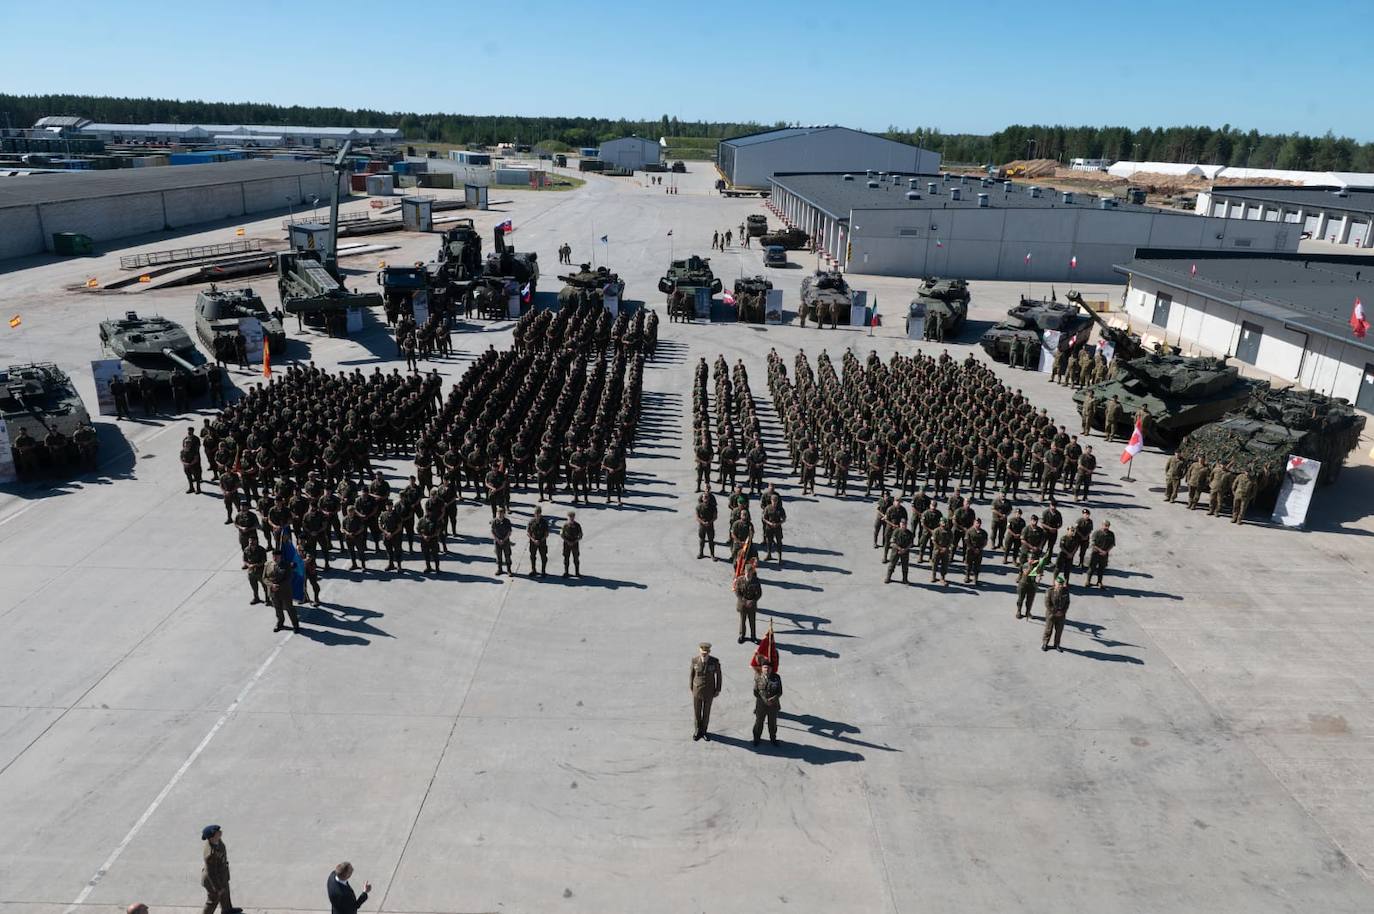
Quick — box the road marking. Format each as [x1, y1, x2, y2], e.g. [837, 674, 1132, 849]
[65, 631, 293, 910]
[0, 502, 37, 528]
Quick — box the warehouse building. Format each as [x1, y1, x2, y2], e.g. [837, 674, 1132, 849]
[1195, 185, 1374, 248]
[0, 160, 346, 260]
[767, 172, 1300, 283]
[598, 136, 660, 172]
[718, 126, 940, 189]
[33, 117, 401, 148]
[1116, 249, 1374, 412]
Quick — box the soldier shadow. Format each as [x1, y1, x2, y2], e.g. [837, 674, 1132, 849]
[766, 578, 823, 593]
[1305, 463, 1374, 535]
[781, 544, 842, 557]
[295, 627, 371, 647]
[759, 608, 854, 636]
[776, 641, 840, 660]
[783, 560, 851, 575]
[300, 603, 392, 640]
[1094, 581, 1182, 600]
[1059, 646, 1145, 664]
[1063, 619, 1139, 649]
[707, 732, 866, 765]
[545, 573, 647, 590]
[779, 712, 902, 752]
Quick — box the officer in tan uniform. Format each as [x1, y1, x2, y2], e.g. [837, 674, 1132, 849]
[689, 642, 722, 741]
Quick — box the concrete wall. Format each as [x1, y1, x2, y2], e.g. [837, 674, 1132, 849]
[39, 192, 167, 245]
[242, 175, 306, 213]
[0, 205, 45, 261]
[729, 130, 940, 187]
[1122, 277, 1370, 405]
[164, 182, 245, 227]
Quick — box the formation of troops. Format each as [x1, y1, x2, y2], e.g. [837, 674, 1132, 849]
[1163, 454, 1255, 524]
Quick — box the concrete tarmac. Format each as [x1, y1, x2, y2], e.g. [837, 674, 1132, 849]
[1, 163, 1373, 914]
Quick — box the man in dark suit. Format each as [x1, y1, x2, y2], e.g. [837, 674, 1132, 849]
[327, 862, 371, 914]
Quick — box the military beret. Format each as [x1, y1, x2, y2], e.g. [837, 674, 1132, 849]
[201, 824, 220, 840]
[699, 642, 711, 651]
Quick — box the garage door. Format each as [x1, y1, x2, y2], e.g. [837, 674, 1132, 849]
[1349, 221, 1370, 247]
[1304, 213, 1321, 234]
[1359, 363, 1374, 414]
[1236, 321, 1263, 365]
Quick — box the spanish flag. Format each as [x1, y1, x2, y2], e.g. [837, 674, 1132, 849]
[7, 314, 19, 329]
[750, 620, 778, 671]
[733, 536, 752, 579]
[262, 337, 271, 378]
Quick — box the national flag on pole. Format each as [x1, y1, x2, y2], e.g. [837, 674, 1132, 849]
[1069, 255, 1078, 269]
[7, 314, 19, 329]
[496, 219, 513, 233]
[870, 303, 880, 327]
[262, 337, 272, 378]
[521, 283, 531, 304]
[1024, 252, 1032, 264]
[1121, 416, 1144, 464]
[235, 227, 246, 237]
[733, 537, 753, 580]
[1190, 263, 1198, 277]
[750, 620, 779, 671]
[280, 528, 306, 601]
[723, 290, 736, 306]
[1351, 297, 1369, 338]
[600, 235, 608, 244]
[935, 238, 944, 248]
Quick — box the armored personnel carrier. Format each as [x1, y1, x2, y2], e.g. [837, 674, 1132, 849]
[746, 214, 768, 238]
[1, 362, 95, 475]
[759, 226, 810, 250]
[732, 276, 773, 323]
[195, 286, 286, 362]
[1176, 386, 1366, 501]
[658, 255, 722, 321]
[558, 264, 625, 309]
[1075, 354, 1259, 445]
[98, 312, 211, 394]
[800, 270, 851, 328]
[277, 251, 382, 330]
[980, 296, 1094, 362]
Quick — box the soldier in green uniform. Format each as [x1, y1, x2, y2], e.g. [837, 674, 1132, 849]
[1015, 559, 1040, 619]
[343, 506, 368, 571]
[1009, 336, 1024, 370]
[527, 506, 549, 576]
[930, 518, 953, 585]
[181, 427, 203, 494]
[417, 511, 441, 573]
[1087, 520, 1115, 588]
[491, 508, 514, 576]
[990, 491, 1010, 550]
[200, 825, 234, 914]
[872, 490, 895, 549]
[1020, 514, 1047, 566]
[1074, 446, 1097, 502]
[885, 519, 914, 584]
[1186, 458, 1209, 510]
[561, 511, 583, 577]
[1231, 469, 1253, 524]
[243, 540, 266, 605]
[1102, 395, 1123, 443]
[1041, 575, 1070, 651]
[1003, 508, 1026, 564]
[690, 642, 722, 741]
[882, 497, 908, 562]
[381, 502, 405, 572]
[963, 518, 989, 585]
[734, 563, 762, 643]
[917, 501, 943, 563]
[799, 441, 818, 495]
[752, 659, 783, 747]
[761, 498, 787, 565]
[1040, 498, 1063, 556]
[1164, 453, 1185, 503]
[1208, 462, 1234, 517]
[265, 549, 299, 633]
[1080, 389, 1096, 436]
[696, 487, 718, 559]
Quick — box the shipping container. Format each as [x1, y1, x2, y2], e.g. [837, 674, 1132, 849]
[365, 174, 394, 196]
[52, 232, 95, 256]
[350, 174, 368, 192]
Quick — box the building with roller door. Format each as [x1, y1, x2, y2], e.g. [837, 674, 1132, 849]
[598, 136, 660, 172]
[718, 126, 940, 189]
[1117, 248, 1374, 413]
[0, 159, 347, 260]
[1196, 185, 1374, 248]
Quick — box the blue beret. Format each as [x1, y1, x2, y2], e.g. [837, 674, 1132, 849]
[202, 825, 220, 841]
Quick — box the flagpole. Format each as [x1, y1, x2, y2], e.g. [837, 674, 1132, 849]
[1123, 455, 1134, 483]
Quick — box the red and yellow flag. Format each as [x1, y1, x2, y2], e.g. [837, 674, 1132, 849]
[750, 620, 778, 671]
[262, 337, 272, 378]
[7, 314, 20, 329]
[733, 536, 752, 579]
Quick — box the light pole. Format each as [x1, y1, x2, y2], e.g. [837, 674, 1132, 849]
[285, 195, 295, 224]
[1133, 143, 1141, 160]
[1246, 146, 1255, 168]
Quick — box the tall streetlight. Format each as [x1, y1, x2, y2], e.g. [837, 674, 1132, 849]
[1246, 145, 1255, 168]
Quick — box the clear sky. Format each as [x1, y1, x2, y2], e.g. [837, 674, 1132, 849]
[6, 0, 1370, 140]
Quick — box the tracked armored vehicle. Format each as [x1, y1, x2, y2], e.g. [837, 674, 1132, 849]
[758, 227, 810, 250]
[558, 264, 625, 309]
[1, 362, 96, 475]
[980, 296, 1094, 362]
[195, 286, 286, 362]
[277, 251, 382, 330]
[485, 224, 539, 305]
[98, 312, 211, 394]
[658, 255, 722, 321]
[918, 276, 971, 307]
[746, 214, 768, 237]
[1075, 354, 1260, 445]
[732, 276, 773, 323]
[800, 270, 851, 328]
[907, 280, 969, 340]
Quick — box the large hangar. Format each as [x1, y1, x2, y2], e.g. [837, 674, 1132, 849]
[718, 126, 939, 189]
[768, 172, 1301, 283]
[0, 160, 347, 260]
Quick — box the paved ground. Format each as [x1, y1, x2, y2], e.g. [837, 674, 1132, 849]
[2, 164, 1373, 914]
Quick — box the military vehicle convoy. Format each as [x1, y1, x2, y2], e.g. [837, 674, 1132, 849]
[1175, 386, 1366, 501]
[277, 251, 382, 330]
[98, 312, 211, 394]
[732, 276, 773, 323]
[194, 286, 286, 362]
[759, 227, 810, 250]
[558, 264, 625, 309]
[1, 362, 96, 475]
[980, 296, 1094, 362]
[800, 270, 851, 328]
[746, 214, 768, 238]
[907, 278, 970, 340]
[658, 255, 722, 321]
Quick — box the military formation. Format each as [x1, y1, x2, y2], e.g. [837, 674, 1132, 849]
[1163, 454, 1255, 524]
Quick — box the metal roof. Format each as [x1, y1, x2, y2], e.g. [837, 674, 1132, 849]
[1117, 249, 1374, 354]
[1209, 184, 1374, 215]
[0, 159, 333, 208]
[80, 123, 401, 138]
[721, 126, 830, 148]
[770, 172, 1157, 221]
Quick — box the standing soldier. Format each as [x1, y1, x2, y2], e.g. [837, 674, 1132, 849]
[1075, 445, 1097, 503]
[1102, 395, 1123, 443]
[1015, 558, 1040, 619]
[110, 374, 129, 419]
[1040, 498, 1063, 557]
[1163, 452, 1185, 503]
[696, 487, 718, 559]
[1087, 520, 1115, 588]
[930, 517, 953, 586]
[1231, 468, 1253, 524]
[200, 825, 234, 914]
[917, 499, 942, 564]
[694, 436, 713, 492]
[218, 464, 241, 525]
[486, 459, 511, 519]
[343, 506, 368, 571]
[882, 497, 908, 562]
[243, 539, 266, 605]
[561, 511, 583, 577]
[1002, 507, 1026, 564]
[181, 427, 203, 494]
[990, 490, 1011, 551]
[734, 562, 762, 643]
[799, 440, 818, 495]
[1041, 575, 1070, 652]
[266, 549, 300, 633]
[1186, 458, 1209, 510]
[751, 659, 782, 747]
[381, 502, 405, 572]
[885, 519, 914, 584]
[1009, 336, 1024, 371]
[963, 518, 989, 586]
[1207, 462, 1233, 517]
[872, 490, 895, 550]
[491, 508, 514, 576]
[1054, 525, 1079, 584]
[416, 510, 441, 574]
[527, 506, 550, 576]
[761, 498, 786, 566]
[1079, 389, 1096, 436]
[689, 642, 721, 741]
[718, 437, 738, 489]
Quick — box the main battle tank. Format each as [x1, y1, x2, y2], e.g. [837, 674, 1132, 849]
[800, 270, 851, 328]
[195, 286, 286, 362]
[980, 296, 1094, 362]
[0, 362, 96, 475]
[918, 276, 971, 306]
[758, 227, 810, 250]
[98, 311, 211, 393]
[732, 276, 773, 323]
[907, 280, 969, 339]
[746, 214, 768, 237]
[1175, 386, 1366, 501]
[1074, 354, 1260, 445]
[558, 264, 625, 308]
[658, 255, 722, 321]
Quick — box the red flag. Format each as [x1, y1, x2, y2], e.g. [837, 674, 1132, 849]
[1024, 252, 1032, 265]
[262, 337, 271, 378]
[1351, 297, 1369, 339]
[1190, 263, 1198, 277]
[1069, 255, 1078, 269]
[733, 537, 752, 579]
[750, 620, 778, 671]
[1120, 416, 1144, 464]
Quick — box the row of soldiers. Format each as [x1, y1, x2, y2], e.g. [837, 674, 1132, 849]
[692, 356, 769, 496]
[1050, 344, 1114, 389]
[109, 366, 226, 419]
[8, 422, 99, 476]
[766, 347, 1100, 507]
[1164, 455, 1255, 523]
[512, 300, 659, 362]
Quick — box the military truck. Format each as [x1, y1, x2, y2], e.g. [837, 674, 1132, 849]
[658, 255, 722, 322]
[746, 215, 768, 238]
[980, 296, 1094, 362]
[759, 226, 810, 250]
[277, 251, 383, 331]
[0, 362, 96, 475]
[799, 270, 851, 328]
[732, 276, 773, 324]
[195, 286, 286, 363]
[98, 312, 211, 394]
[558, 264, 625, 309]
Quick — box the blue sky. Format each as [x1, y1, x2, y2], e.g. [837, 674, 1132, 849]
[6, 0, 1370, 140]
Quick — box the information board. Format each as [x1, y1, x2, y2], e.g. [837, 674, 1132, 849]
[90, 359, 124, 416]
[1271, 454, 1321, 528]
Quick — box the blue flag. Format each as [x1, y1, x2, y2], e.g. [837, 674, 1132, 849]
[280, 528, 306, 601]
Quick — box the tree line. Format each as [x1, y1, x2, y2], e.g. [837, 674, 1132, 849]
[4, 94, 1372, 173]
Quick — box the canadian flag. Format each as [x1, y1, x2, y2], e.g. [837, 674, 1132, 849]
[1351, 297, 1369, 339]
[1190, 263, 1198, 277]
[723, 290, 736, 306]
[1120, 416, 1144, 464]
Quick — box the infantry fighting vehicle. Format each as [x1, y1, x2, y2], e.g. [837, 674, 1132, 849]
[732, 276, 773, 323]
[194, 286, 286, 362]
[746, 214, 768, 237]
[658, 255, 722, 321]
[0, 362, 95, 474]
[980, 296, 1094, 362]
[558, 264, 625, 309]
[98, 312, 211, 393]
[436, 218, 483, 282]
[758, 226, 810, 250]
[800, 270, 851, 327]
[276, 251, 382, 329]
[1175, 386, 1366, 501]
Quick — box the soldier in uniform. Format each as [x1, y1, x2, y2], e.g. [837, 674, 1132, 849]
[761, 498, 786, 565]
[1102, 395, 1123, 443]
[930, 517, 953, 585]
[491, 507, 514, 576]
[694, 436, 713, 492]
[1020, 514, 1047, 566]
[1015, 558, 1040, 619]
[916, 500, 942, 563]
[885, 518, 914, 584]
[1002, 507, 1026, 564]
[181, 427, 203, 494]
[200, 825, 234, 914]
[963, 518, 988, 585]
[1231, 469, 1253, 524]
[526, 506, 550, 576]
[689, 642, 722, 741]
[734, 563, 762, 643]
[872, 490, 895, 550]
[1079, 389, 1096, 436]
[561, 511, 583, 577]
[1054, 525, 1079, 584]
[109, 374, 130, 419]
[990, 490, 1010, 550]
[1041, 575, 1070, 651]
[265, 549, 300, 633]
[243, 539, 266, 605]
[1163, 453, 1185, 503]
[381, 501, 405, 572]
[1072, 508, 1093, 567]
[882, 497, 908, 562]
[696, 487, 718, 559]
[752, 659, 782, 747]
[1040, 498, 1063, 557]
[416, 510, 441, 573]
[799, 440, 818, 495]
[343, 506, 368, 571]
[1074, 446, 1096, 502]
[1186, 458, 1209, 510]
[234, 498, 260, 549]
[1207, 462, 1233, 517]
[1087, 520, 1115, 588]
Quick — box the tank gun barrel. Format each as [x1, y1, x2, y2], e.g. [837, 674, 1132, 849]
[1068, 290, 1145, 358]
[161, 348, 199, 373]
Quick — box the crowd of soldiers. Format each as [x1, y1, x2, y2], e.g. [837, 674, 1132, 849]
[1163, 454, 1255, 524]
[108, 367, 226, 419]
[8, 422, 99, 475]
